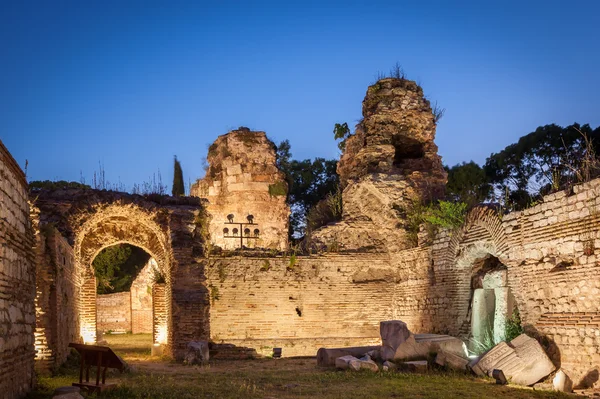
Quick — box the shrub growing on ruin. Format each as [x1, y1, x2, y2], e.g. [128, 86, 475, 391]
[306, 185, 343, 233]
[504, 308, 523, 342]
[268, 182, 288, 197]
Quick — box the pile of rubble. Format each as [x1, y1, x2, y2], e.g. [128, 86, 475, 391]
[317, 320, 571, 393]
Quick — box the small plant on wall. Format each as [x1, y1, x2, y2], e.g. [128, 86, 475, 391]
[287, 253, 298, 272]
[260, 260, 271, 272]
[504, 308, 523, 342]
[209, 284, 220, 304]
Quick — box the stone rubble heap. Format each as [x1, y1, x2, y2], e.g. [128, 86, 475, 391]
[318, 320, 569, 392]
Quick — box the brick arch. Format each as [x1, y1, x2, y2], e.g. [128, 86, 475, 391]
[441, 206, 512, 337]
[72, 204, 173, 345]
[74, 205, 171, 278]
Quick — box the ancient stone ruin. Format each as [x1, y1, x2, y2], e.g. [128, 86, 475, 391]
[1, 77, 600, 398]
[190, 127, 289, 251]
[313, 77, 447, 252]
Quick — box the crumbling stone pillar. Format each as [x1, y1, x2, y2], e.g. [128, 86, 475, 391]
[79, 276, 97, 344]
[312, 78, 447, 252]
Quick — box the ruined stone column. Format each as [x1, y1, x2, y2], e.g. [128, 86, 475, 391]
[312, 78, 447, 252]
[190, 128, 290, 251]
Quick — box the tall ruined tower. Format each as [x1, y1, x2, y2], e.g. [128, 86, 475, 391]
[312, 78, 447, 252]
[190, 128, 290, 250]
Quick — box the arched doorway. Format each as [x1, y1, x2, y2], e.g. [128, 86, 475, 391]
[92, 244, 161, 338]
[74, 205, 172, 350]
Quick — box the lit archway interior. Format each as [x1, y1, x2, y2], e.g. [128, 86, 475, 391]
[74, 206, 171, 348]
[468, 254, 516, 352]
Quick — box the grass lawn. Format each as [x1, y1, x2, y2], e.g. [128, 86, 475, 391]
[28, 334, 570, 399]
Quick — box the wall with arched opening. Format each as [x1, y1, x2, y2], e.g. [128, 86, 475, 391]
[32, 189, 207, 365]
[388, 180, 600, 386]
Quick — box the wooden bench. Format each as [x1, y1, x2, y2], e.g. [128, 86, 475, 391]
[68, 343, 126, 393]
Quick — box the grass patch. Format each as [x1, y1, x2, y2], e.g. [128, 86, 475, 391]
[28, 335, 569, 399]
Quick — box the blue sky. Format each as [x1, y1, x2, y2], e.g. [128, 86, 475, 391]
[1, 1, 599, 192]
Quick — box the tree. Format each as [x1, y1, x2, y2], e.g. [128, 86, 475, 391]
[275, 141, 340, 239]
[172, 155, 184, 196]
[445, 162, 491, 207]
[333, 122, 352, 151]
[484, 123, 600, 210]
[93, 244, 150, 294]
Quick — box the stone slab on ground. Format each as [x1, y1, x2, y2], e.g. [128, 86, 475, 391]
[335, 355, 359, 370]
[316, 346, 380, 367]
[392, 333, 467, 361]
[471, 334, 555, 386]
[184, 341, 210, 365]
[380, 320, 411, 361]
[553, 370, 573, 393]
[382, 360, 397, 371]
[398, 360, 428, 373]
[435, 350, 469, 371]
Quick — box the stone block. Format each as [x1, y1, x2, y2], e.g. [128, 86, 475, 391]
[393, 334, 467, 361]
[380, 320, 411, 361]
[382, 360, 397, 371]
[335, 355, 359, 370]
[435, 350, 469, 371]
[184, 341, 210, 365]
[552, 370, 573, 392]
[398, 360, 428, 373]
[471, 334, 555, 386]
[317, 346, 380, 367]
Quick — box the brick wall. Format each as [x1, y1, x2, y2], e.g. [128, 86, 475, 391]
[206, 254, 392, 357]
[207, 178, 600, 385]
[97, 292, 131, 333]
[34, 226, 79, 372]
[0, 140, 35, 399]
[388, 179, 600, 385]
[130, 259, 156, 334]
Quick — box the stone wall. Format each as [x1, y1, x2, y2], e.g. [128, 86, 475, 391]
[206, 178, 600, 385]
[190, 128, 289, 251]
[33, 225, 79, 372]
[312, 78, 447, 253]
[96, 292, 131, 333]
[0, 140, 36, 398]
[95, 258, 157, 334]
[387, 179, 600, 386]
[206, 254, 391, 357]
[130, 258, 157, 334]
[32, 189, 207, 359]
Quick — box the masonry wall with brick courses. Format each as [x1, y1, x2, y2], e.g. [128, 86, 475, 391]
[206, 254, 392, 357]
[0, 140, 36, 399]
[387, 179, 600, 386]
[32, 189, 207, 359]
[96, 292, 131, 333]
[130, 258, 157, 334]
[33, 226, 79, 373]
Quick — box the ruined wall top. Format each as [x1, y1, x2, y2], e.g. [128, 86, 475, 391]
[190, 128, 289, 250]
[338, 78, 447, 200]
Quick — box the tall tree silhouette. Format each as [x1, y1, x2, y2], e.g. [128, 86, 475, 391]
[172, 155, 184, 196]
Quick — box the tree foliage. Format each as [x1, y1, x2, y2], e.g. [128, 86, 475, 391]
[333, 122, 352, 151]
[29, 180, 91, 191]
[484, 123, 600, 209]
[93, 244, 150, 294]
[445, 162, 491, 207]
[276, 140, 340, 239]
[172, 155, 185, 196]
